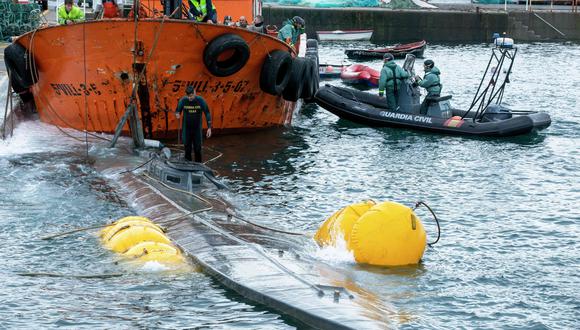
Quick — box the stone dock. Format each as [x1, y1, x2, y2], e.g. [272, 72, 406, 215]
[262, 5, 580, 43]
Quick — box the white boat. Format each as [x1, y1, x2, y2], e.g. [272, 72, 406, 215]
[317, 29, 373, 41]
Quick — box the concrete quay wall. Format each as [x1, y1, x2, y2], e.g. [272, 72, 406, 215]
[262, 6, 580, 43]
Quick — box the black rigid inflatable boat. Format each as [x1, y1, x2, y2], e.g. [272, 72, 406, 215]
[315, 85, 550, 137]
[316, 43, 551, 137]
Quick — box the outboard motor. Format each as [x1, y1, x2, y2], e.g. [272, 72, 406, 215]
[425, 95, 453, 119]
[397, 54, 421, 114]
[480, 104, 512, 122]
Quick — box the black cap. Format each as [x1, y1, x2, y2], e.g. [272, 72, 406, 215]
[383, 53, 394, 61]
[293, 16, 305, 27]
[424, 59, 434, 68]
[185, 85, 194, 95]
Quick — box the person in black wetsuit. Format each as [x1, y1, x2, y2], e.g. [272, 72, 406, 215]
[175, 86, 212, 162]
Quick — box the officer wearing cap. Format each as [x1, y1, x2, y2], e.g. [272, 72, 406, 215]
[378, 53, 410, 111]
[175, 86, 212, 162]
[277, 16, 305, 49]
[415, 59, 442, 115]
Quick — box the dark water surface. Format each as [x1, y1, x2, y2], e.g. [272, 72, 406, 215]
[0, 43, 578, 329]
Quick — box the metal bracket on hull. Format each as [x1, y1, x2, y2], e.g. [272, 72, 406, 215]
[109, 103, 145, 149]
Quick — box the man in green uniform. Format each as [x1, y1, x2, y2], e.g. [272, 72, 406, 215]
[58, 0, 85, 25]
[378, 53, 410, 111]
[277, 16, 305, 49]
[415, 59, 442, 115]
[175, 86, 212, 162]
[189, 0, 217, 23]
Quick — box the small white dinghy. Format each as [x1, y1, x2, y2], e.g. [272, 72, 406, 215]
[316, 29, 373, 41]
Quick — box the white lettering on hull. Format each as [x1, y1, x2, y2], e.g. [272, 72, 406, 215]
[379, 111, 433, 124]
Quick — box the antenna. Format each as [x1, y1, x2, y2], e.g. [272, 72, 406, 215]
[463, 35, 518, 121]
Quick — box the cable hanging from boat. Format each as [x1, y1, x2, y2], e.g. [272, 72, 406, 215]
[82, 16, 89, 160]
[2, 70, 13, 140]
[25, 20, 113, 145]
[36, 92, 113, 143]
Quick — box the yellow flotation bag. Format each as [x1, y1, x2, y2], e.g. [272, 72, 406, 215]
[100, 216, 156, 239]
[100, 217, 164, 242]
[104, 225, 171, 253]
[315, 201, 426, 266]
[123, 241, 184, 264]
[313, 200, 376, 245]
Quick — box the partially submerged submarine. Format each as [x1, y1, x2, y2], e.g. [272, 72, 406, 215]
[106, 152, 398, 329]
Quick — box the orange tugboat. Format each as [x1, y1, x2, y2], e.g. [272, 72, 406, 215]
[4, 1, 316, 140]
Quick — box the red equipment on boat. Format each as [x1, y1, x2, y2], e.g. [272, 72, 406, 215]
[340, 64, 380, 87]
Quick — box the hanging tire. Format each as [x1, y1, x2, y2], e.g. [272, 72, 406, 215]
[4, 43, 36, 93]
[306, 39, 318, 50]
[259, 50, 292, 96]
[300, 59, 315, 100]
[301, 58, 319, 102]
[282, 58, 307, 102]
[203, 34, 250, 77]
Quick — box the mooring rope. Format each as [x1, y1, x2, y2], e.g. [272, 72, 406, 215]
[413, 200, 441, 247]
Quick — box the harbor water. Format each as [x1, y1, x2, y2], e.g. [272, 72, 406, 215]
[0, 42, 578, 329]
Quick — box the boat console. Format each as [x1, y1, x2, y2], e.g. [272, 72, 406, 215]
[397, 54, 453, 119]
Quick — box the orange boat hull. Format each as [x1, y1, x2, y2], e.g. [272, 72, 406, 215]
[16, 20, 297, 139]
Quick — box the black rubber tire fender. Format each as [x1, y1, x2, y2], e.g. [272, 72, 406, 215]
[203, 34, 250, 77]
[300, 59, 315, 100]
[282, 57, 307, 102]
[306, 39, 318, 49]
[259, 50, 292, 96]
[302, 57, 320, 102]
[4, 43, 36, 93]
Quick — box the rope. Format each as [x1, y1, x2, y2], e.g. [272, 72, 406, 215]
[138, 158, 305, 237]
[192, 22, 208, 44]
[82, 17, 89, 160]
[140, 170, 304, 237]
[164, 143, 224, 166]
[2, 71, 12, 140]
[203, 145, 222, 165]
[226, 210, 308, 237]
[114, 156, 155, 175]
[136, 170, 326, 297]
[36, 93, 107, 143]
[140, 171, 214, 209]
[255, 34, 273, 59]
[17, 272, 124, 279]
[413, 201, 440, 247]
[40, 222, 114, 240]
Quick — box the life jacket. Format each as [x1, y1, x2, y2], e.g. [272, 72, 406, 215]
[189, 0, 216, 22]
[57, 5, 84, 25]
[103, 1, 118, 18]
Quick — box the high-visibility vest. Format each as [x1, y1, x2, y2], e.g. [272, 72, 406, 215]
[189, 0, 216, 22]
[57, 5, 85, 25]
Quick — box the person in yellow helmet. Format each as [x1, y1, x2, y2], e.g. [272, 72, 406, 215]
[188, 0, 217, 23]
[58, 0, 85, 25]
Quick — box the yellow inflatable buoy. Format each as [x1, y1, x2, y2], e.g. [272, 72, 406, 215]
[99, 216, 187, 267]
[100, 216, 155, 239]
[100, 219, 164, 243]
[124, 241, 184, 264]
[315, 201, 427, 267]
[314, 200, 376, 245]
[104, 226, 171, 253]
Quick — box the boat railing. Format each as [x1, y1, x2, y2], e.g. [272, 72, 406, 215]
[532, 12, 567, 36]
[524, 0, 578, 13]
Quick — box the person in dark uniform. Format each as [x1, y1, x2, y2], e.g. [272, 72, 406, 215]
[175, 86, 212, 162]
[415, 59, 442, 115]
[378, 53, 410, 111]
